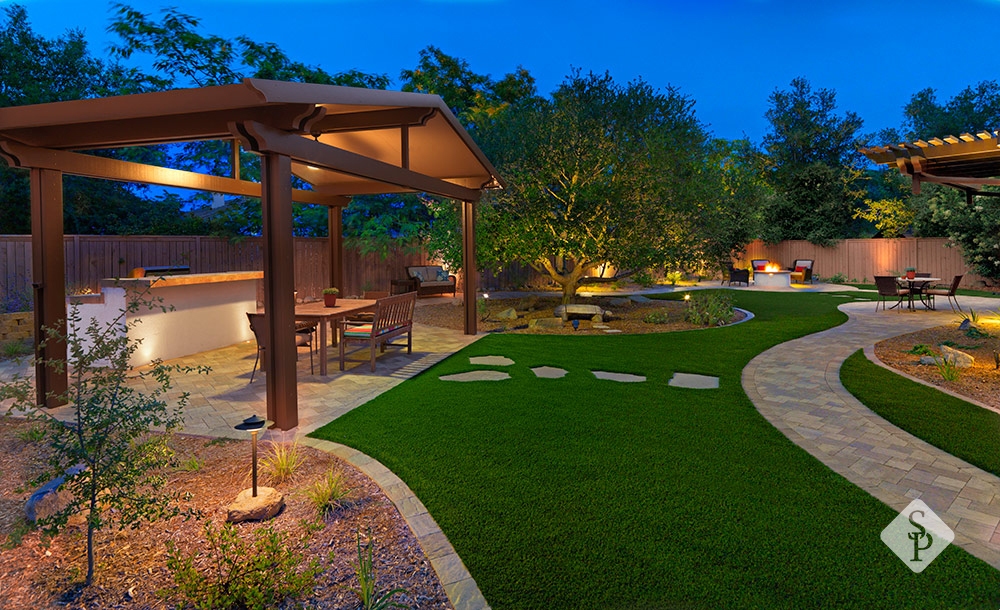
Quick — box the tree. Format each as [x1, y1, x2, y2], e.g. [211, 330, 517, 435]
[455, 71, 711, 302]
[0, 4, 163, 234]
[903, 81, 1000, 141]
[920, 187, 1000, 283]
[0, 289, 207, 586]
[761, 78, 866, 244]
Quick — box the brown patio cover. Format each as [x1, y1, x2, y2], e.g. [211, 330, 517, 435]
[0, 79, 503, 429]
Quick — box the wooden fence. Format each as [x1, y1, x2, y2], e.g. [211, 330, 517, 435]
[0, 235, 434, 303]
[738, 238, 988, 288]
[1, 235, 993, 307]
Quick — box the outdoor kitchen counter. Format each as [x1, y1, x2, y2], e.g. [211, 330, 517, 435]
[72, 271, 263, 366]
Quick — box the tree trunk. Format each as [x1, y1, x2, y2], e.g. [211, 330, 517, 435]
[85, 493, 96, 586]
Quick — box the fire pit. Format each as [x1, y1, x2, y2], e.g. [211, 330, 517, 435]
[754, 263, 791, 288]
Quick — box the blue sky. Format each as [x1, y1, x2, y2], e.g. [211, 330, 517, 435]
[10, 0, 1000, 142]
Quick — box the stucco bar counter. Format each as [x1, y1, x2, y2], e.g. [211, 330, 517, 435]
[70, 271, 262, 366]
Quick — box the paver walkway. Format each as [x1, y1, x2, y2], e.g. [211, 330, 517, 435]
[743, 298, 1000, 567]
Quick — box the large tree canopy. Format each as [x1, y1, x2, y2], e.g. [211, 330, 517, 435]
[450, 71, 712, 301]
[760, 78, 866, 245]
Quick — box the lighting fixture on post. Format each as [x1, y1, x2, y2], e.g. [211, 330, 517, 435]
[234, 414, 267, 497]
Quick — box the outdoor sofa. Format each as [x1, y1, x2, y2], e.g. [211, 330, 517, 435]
[405, 265, 457, 297]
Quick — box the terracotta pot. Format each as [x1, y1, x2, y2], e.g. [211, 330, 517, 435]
[906, 270, 916, 279]
[323, 294, 338, 307]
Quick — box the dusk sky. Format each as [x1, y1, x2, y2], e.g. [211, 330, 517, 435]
[10, 0, 1000, 143]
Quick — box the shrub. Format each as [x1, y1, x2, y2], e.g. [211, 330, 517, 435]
[905, 344, 936, 356]
[665, 270, 684, 285]
[825, 272, 847, 284]
[934, 356, 961, 381]
[0, 275, 32, 313]
[165, 520, 323, 610]
[685, 292, 734, 327]
[632, 269, 656, 288]
[259, 441, 303, 484]
[642, 309, 673, 324]
[351, 529, 407, 610]
[0, 340, 31, 360]
[305, 470, 355, 517]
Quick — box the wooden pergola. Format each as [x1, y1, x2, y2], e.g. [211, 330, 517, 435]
[861, 130, 1000, 198]
[0, 79, 503, 430]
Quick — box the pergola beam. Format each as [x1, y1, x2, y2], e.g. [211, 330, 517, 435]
[232, 121, 482, 202]
[0, 140, 344, 206]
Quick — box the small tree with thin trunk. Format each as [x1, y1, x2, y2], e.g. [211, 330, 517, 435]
[0, 286, 207, 587]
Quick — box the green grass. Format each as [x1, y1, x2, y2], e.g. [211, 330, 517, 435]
[311, 291, 1000, 609]
[841, 350, 1000, 478]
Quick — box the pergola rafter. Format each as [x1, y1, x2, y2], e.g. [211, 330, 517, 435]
[0, 78, 503, 430]
[861, 130, 1000, 195]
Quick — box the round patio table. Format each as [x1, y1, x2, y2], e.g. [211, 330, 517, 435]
[896, 277, 940, 310]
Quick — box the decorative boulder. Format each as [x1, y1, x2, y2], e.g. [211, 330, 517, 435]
[939, 345, 975, 368]
[528, 317, 564, 329]
[227, 487, 285, 523]
[609, 297, 631, 307]
[493, 307, 518, 321]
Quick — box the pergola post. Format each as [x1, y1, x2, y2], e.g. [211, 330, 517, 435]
[260, 152, 298, 430]
[461, 198, 478, 335]
[328, 205, 343, 292]
[30, 168, 68, 408]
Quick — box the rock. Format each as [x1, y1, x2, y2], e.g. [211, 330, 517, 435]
[940, 344, 975, 368]
[919, 356, 938, 366]
[591, 314, 603, 322]
[528, 317, 564, 329]
[227, 487, 284, 523]
[609, 297, 631, 307]
[553, 304, 607, 322]
[629, 295, 651, 303]
[492, 307, 518, 320]
[516, 296, 539, 311]
[958, 319, 971, 331]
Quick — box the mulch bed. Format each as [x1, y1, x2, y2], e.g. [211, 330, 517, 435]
[874, 324, 1000, 410]
[0, 419, 451, 609]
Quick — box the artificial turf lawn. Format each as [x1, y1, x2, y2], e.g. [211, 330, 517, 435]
[841, 349, 1000, 479]
[311, 291, 1000, 609]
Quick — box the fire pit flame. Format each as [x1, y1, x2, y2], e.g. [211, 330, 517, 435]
[764, 263, 781, 272]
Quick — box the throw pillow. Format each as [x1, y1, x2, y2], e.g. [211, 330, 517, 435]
[795, 266, 805, 272]
[436, 269, 449, 281]
[756, 265, 766, 271]
[409, 268, 425, 281]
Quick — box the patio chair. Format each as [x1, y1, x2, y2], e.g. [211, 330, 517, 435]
[873, 276, 909, 312]
[925, 275, 964, 312]
[723, 265, 750, 286]
[789, 259, 814, 283]
[751, 259, 769, 272]
[246, 312, 315, 383]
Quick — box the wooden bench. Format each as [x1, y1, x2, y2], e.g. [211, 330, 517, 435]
[338, 292, 417, 372]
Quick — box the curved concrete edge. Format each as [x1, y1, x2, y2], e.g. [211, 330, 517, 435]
[300, 437, 490, 610]
[861, 345, 1000, 416]
[730, 307, 755, 326]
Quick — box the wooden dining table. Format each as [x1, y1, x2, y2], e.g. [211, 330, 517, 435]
[294, 299, 377, 375]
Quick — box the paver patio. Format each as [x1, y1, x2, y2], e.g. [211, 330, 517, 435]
[743, 296, 1000, 568]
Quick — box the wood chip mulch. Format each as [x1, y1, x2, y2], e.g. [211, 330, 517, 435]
[0, 420, 451, 610]
[874, 323, 1000, 410]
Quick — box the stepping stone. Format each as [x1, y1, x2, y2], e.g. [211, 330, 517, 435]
[531, 366, 567, 379]
[593, 324, 610, 329]
[668, 372, 719, 389]
[440, 371, 511, 382]
[609, 297, 631, 307]
[592, 370, 646, 382]
[470, 356, 515, 366]
[629, 295, 651, 303]
[604, 329, 622, 334]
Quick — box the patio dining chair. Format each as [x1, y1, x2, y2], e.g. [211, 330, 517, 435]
[246, 312, 315, 383]
[874, 276, 909, 312]
[723, 265, 750, 286]
[925, 275, 964, 312]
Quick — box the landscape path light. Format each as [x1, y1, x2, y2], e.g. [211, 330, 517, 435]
[234, 414, 268, 497]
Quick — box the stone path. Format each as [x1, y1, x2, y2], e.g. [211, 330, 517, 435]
[743, 298, 1000, 567]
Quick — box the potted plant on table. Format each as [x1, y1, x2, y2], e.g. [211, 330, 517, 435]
[905, 267, 916, 279]
[322, 287, 340, 307]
